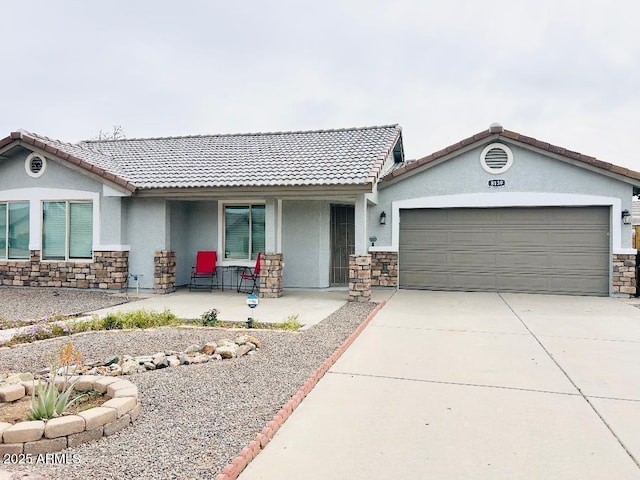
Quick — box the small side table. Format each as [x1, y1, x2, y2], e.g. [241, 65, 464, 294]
[216, 265, 239, 292]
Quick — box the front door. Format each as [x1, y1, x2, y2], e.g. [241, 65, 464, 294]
[330, 204, 355, 285]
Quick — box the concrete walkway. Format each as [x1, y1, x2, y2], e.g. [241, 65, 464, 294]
[88, 288, 351, 328]
[239, 290, 640, 479]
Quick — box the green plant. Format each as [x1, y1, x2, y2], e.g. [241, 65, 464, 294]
[28, 341, 84, 420]
[1, 309, 186, 347]
[110, 309, 180, 329]
[102, 313, 123, 330]
[201, 308, 220, 327]
[272, 314, 303, 331]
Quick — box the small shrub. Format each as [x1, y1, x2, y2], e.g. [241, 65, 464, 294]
[117, 309, 179, 329]
[201, 308, 220, 327]
[102, 313, 123, 330]
[274, 314, 303, 331]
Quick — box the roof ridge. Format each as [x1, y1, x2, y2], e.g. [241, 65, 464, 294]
[80, 124, 401, 143]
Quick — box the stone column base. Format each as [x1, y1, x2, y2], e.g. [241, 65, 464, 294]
[349, 254, 371, 302]
[154, 251, 176, 294]
[259, 253, 283, 298]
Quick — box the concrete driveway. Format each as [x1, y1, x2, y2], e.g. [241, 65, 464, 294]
[239, 290, 640, 480]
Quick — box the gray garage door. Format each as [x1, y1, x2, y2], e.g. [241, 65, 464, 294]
[399, 207, 610, 295]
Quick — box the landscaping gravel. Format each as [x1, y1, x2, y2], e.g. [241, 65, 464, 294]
[0, 292, 376, 480]
[0, 286, 130, 323]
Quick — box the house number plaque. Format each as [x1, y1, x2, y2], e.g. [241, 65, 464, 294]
[488, 179, 506, 187]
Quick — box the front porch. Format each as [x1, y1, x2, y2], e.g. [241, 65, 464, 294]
[135, 194, 384, 297]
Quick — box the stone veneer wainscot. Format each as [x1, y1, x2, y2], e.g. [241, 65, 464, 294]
[370, 252, 398, 287]
[0, 251, 128, 290]
[612, 253, 636, 295]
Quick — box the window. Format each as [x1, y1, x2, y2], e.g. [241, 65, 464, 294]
[0, 202, 30, 259]
[224, 204, 265, 260]
[42, 201, 93, 260]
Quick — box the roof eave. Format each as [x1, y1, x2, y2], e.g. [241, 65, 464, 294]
[499, 130, 640, 187]
[3, 132, 137, 194]
[132, 182, 375, 198]
[364, 127, 404, 185]
[381, 127, 640, 188]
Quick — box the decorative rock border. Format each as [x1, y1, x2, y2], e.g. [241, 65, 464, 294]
[214, 300, 387, 480]
[0, 377, 140, 455]
[63, 334, 262, 377]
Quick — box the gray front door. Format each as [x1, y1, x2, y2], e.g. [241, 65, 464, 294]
[330, 204, 355, 285]
[399, 206, 610, 296]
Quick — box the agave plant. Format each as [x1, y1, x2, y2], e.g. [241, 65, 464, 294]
[28, 376, 80, 420]
[28, 340, 84, 420]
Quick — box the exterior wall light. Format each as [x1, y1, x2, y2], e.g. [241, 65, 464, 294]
[379, 211, 386, 225]
[622, 209, 632, 225]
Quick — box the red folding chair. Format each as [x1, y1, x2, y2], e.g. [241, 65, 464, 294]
[237, 252, 261, 294]
[189, 251, 218, 291]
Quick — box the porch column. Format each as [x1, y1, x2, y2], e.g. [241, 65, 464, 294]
[264, 198, 278, 253]
[154, 250, 176, 294]
[349, 254, 371, 302]
[259, 253, 283, 298]
[354, 194, 368, 255]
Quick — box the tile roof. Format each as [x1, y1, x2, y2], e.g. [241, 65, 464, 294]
[383, 124, 640, 184]
[1, 125, 401, 192]
[82, 125, 401, 190]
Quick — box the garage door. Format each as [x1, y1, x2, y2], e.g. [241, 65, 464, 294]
[399, 207, 610, 295]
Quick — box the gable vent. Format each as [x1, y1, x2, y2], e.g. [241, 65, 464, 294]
[25, 152, 47, 178]
[480, 143, 513, 174]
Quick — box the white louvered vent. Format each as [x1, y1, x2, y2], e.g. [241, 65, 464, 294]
[484, 148, 508, 168]
[25, 153, 47, 178]
[480, 143, 513, 174]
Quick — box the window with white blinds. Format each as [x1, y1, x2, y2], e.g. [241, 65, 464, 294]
[43, 201, 93, 260]
[0, 202, 30, 259]
[224, 204, 265, 260]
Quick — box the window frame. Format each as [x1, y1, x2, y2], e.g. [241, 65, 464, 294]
[41, 200, 94, 261]
[0, 201, 30, 260]
[221, 201, 266, 263]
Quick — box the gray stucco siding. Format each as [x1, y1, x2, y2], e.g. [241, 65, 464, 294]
[100, 196, 124, 245]
[0, 150, 103, 193]
[282, 200, 331, 288]
[125, 198, 169, 290]
[373, 143, 635, 248]
[0, 149, 130, 252]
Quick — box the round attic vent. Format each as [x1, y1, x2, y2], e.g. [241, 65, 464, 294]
[25, 153, 47, 178]
[480, 143, 513, 174]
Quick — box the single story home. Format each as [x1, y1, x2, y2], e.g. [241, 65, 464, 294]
[0, 122, 637, 299]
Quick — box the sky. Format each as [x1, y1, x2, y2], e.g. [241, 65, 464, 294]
[3, 0, 640, 170]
